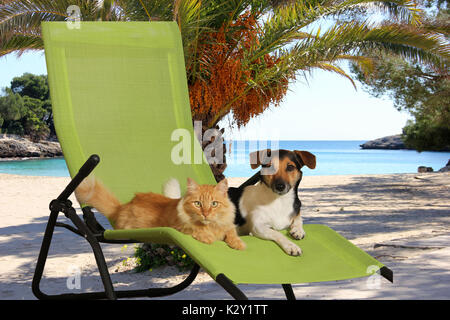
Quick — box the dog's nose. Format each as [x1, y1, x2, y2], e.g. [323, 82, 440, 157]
[275, 183, 286, 192]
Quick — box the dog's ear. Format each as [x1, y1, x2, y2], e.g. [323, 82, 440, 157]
[294, 150, 316, 169]
[249, 149, 272, 169]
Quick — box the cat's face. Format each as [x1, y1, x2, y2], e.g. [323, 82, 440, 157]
[182, 178, 234, 225]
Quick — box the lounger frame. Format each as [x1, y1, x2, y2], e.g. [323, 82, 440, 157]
[32, 155, 304, 300]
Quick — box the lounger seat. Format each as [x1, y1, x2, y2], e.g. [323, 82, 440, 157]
[105, 225, 385, 285]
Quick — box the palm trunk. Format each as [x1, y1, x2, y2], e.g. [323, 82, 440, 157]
[195, 120, 227, 182]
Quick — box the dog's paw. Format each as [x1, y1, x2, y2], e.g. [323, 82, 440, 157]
[290, 226, 306, 240]
[281, 241, 302, 256]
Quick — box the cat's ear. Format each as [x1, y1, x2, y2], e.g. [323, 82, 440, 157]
[215, 178, 228, 195]
[186, 178, 199, 193]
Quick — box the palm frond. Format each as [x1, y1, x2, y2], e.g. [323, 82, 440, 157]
[311, 62, 357, 89]
[253, 0, 424, 63]
[0, 0, 125, 56]
[351, 1, 423, 25]
[335, 54, 375, 78]
[287, 20, 449, 71]
[215, 18, 449, 124]
[0, 31, 42, 56]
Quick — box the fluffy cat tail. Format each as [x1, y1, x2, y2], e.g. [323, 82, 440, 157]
[75, 177, 121, 219]
[163, 178, 181, 199]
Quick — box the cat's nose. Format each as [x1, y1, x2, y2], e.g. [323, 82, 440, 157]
[202, 211, 211, 218]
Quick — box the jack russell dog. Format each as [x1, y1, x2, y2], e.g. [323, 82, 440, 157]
[228, 149, 316, 256]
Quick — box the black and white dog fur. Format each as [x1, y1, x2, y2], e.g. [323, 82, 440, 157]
[228, 149, 316, 256]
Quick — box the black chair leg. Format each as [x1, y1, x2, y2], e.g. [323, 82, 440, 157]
[216, 274, 248, 300]
[32, 154, 118, 300]
[32, 210, 59, 299]
[64, 206, 117, 300]
[32, 207, 117, 300]
[86, 233, 117, 299]
[282, 284, 296, 300]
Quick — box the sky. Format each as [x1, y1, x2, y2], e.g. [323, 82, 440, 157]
[0, 51, 411, 141]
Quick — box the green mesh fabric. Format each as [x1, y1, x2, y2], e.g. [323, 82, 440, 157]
[42, 22, 215, 203]
[42, 21, 385, 284]
[104, 225, 384, 284]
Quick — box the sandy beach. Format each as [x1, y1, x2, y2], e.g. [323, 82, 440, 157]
[0, 172, 449, 300]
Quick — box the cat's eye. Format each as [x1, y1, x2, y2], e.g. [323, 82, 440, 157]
[193, 201, 202, 208]
[211, 201, 219, 207]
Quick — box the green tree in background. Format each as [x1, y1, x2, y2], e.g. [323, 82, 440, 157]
[11, 72, 49, 100]
[351, 1, 449, 151]
[0, 88, 24, 132]
[0, 73, 52, 141]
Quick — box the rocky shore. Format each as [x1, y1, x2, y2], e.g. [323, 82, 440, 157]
[439, 160, 450, 172]
[0, 135, 62, 160]
[360, 134, 410, 150]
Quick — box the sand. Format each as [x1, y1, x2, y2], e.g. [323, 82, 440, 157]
[0, 172, 449, 300]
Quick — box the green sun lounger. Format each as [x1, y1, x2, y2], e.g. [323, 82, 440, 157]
[32, 21, 392, 300]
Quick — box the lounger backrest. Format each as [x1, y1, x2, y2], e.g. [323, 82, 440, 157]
[42, 22, 216, 203]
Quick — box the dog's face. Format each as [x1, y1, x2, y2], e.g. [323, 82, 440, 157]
[249, 149, 316, 195]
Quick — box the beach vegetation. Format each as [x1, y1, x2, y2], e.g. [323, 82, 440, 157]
[133, 243, 195, 272]
[351, 0, 449, 151]
[0, 73, 52, 141]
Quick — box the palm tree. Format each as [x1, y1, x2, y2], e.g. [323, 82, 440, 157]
[1, 0, 449, 180]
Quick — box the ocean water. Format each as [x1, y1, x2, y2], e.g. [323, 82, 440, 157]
[0, 157, 69, 177]
[0, 141, 449, 177]
[224, 140, 450, 177]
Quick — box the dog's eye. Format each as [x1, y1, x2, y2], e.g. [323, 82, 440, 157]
[193, 201, 202, 208]
[211, 201, 219, 207]
[286, 164, 295, 172]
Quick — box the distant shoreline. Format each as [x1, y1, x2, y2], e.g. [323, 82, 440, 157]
[360, 134, 410, 150]
[360, 134, 450, 152]
[0, 134, 435, 161]
[0, 134, 62, 160]
[1, 139, 449, 177]
[0, 155, 64, 162]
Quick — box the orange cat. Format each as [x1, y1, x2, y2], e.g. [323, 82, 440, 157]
[75, 177, 246, 250]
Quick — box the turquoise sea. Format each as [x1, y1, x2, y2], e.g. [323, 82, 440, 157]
[0, 141, 449, 177]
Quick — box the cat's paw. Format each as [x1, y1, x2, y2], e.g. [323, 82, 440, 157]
[228, 238, 246, 250]
[192, 233, 215, 244]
